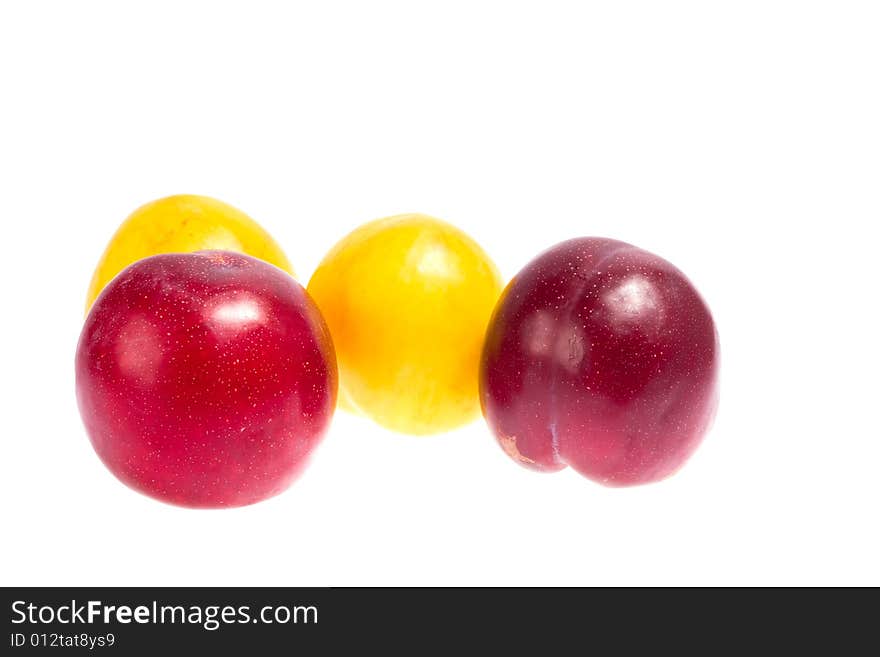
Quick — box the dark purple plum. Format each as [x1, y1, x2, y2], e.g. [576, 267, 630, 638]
[480, 238, 719, 486]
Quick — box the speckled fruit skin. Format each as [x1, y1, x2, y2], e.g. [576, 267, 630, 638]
[76, 251, 337, 508]
[307, 214, 502, 435]
[480, 238, 719, 486]
[85, 194, 294, 313]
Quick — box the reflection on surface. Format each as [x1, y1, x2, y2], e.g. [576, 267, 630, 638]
[602, 275, 664, 334]
[407, 236, 463, 283]
[418, 244, 453, 277]
[115, 315, 162, 385]
[206, 293, 267, 339]
[522, 310, 557, 357]
[211, 299, 263, 326]
[521, 309, 588, 372]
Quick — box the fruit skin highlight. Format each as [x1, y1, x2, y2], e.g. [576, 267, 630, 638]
[76, 251, 336, 508]
[85, 194, 293, 312]
[307, 214, 503, 435]
[480, 237, 719, 486]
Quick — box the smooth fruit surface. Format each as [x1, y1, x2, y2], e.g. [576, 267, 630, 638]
[307, 214, 503, 435]
[480, 238, 719, 486]
[85, 194, 293, 311]
[76, 251, 336, 508]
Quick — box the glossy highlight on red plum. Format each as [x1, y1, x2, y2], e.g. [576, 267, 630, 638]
[480, 238, 719, 486]
[75, 251, 337, 508]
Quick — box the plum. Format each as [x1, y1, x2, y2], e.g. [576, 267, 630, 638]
[480, 238, 719, 486]
[85, 194, 294, 313]
[75, 251, 336, 507]
[308, 214, 502, 435]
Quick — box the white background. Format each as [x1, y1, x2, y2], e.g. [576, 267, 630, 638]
[1, 1, 878, 586]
